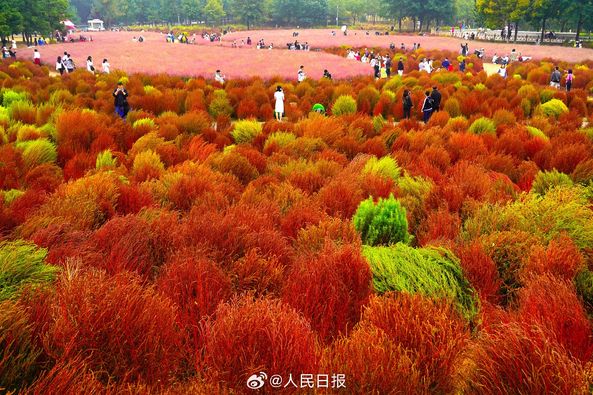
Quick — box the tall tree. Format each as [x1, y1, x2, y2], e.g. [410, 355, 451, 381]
[204, 0, 226, 25]
[230, 0, 266, 29]
[476, 0, 528, 41]
[0, 0, 23, 43]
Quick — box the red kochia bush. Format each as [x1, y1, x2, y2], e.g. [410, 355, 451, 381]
[157, 252, 231, 332]
[517, 274, 593, 362]
[203, 296, 318, 390]
[21, 357, 105, 395]
[361, 293, 470, 394]
[91, 215, 164, 279]
[47, 270, 184, 385]
[321, 323, 427, 394]
[523, 235, 584, 280]
[467, 322, 588, 394]
[455, 241, 502, 304]
[282, 243, 372, 342]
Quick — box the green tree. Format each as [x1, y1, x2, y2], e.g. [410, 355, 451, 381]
[19, 0, 70, 44]
[230, 0, 266, 29]
[476, 0, 529, 41]
[204, 0, 226, 24]
[0, 0, 23, 42]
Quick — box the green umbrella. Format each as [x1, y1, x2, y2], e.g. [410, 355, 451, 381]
[312, 103, 325, 113]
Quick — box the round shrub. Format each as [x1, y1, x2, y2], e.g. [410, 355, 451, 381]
[231, 119, 262, 144]
[16, 140, 57, 171]
[321, 323, 426, 393]
[203, 296, 318, 390]
[361, 293, 470, 394]
[540, 98, 569, 118]
[526, 125, 548, 141]
[531, 169, 573, 195]
[353, 195, 410, 246]
[467, 322, 588, 394]
[362, 155, 400, 181]
[331, 95, 357, 116]
[0, 240, 58, 301]
[47, 270, 184, 385]
[469, 117, 496, 135]
[282, 243, 372, 341]
[362, 244, 478, 320]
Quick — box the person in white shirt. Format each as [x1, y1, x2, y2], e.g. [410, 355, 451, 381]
[492, 53, 499, 64]
[215, 70, 225, 84]
[498, 64, 507, 78]
[274, 86, 284, 121]
[11, 40, 16, 50]
[86, 56, 95, 73]
[419, 58, 426, 72]
[56, 56, 65, 75]
[33, 49, 41, 65]
[297, 65, 306, 82]
[102, 59, 110, 74]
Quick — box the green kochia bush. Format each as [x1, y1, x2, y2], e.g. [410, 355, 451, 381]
[531, 169, 573, 195]
[0, 240, 59, 301]
[469, 117, 496, 135]
[331, 95, 357, 116]
[353, 195, 410, 246]
[362, 244, 478, 320]
[540, 98, 568, 118]
[575, 268, 593, 312]
[463, 186, 593, 251]
[1, 89, 28, 107]
[96, 149, 118, 169]
[362, 156, 400, 181]
[16, 139, 57, 170]
[231, 119, 262, 144]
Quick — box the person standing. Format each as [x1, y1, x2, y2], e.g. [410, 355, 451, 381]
[402, 90, 413, 119]
[102, 59, 110, 74]
[550, 66, 561, 88]
[421, 91, 434, 123]
[86, 56, 95, 73]
[56, 56, 65, 75]
[442, 57, 450, 70]
[498, 64, 507, 78]
[397, 57, 404, 76]
[297, 65, 306, 82]
[430, 87, 442, 112]
[113, 81, 129, 119]
[565, 69, 573, 92]
[274, 86, 284, 121]
[459, 58, 466, 72]
[215, 70, 225, 84]
[33, 49, 41, 65]
[385, 56, 392, 78]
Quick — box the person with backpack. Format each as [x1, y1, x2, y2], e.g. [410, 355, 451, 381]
[421, 91, 434, 123]
[402, 90, 413, 119]
[56, 56, 65, 75]
[550, 66, 561, 88]
[565, 69, 574, 92]
[113, 81, 129, 119]
[430, 87, 442, 112]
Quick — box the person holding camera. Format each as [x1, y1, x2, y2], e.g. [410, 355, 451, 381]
[113, 82, 129, 119]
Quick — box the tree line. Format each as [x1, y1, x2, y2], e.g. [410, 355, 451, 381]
[1, 0, 591, 44]
[0, 0, 70, 45]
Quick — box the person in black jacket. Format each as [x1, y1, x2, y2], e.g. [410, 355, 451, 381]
[397, 58, 404, 76]
[113, 81, 129, 119]
[421, 91, 434, 123]
[430, 87, 442, 112]
[402, 90, 413, 119]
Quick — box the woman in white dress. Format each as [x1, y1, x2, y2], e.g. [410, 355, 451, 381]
[102, 59, 110, 74]
[274, 86, 284, 121]
[86, 56, 95, 73]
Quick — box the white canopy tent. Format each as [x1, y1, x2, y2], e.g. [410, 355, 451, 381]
[87, 19, 105, 31]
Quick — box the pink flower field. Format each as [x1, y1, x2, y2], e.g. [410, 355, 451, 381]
[18, 31, 371, 80]
[19, 30, 593, 80]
